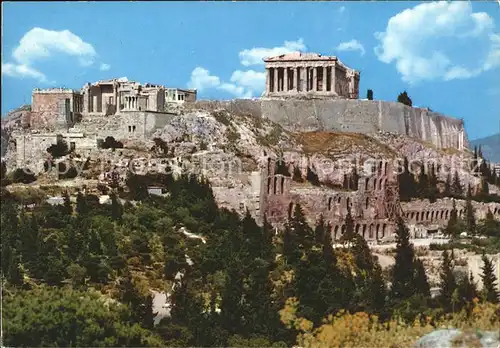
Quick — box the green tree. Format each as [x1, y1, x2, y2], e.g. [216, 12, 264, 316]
[443, 172, 452, 197]
[438, 250, 458, 312]
[480, 253, 499, 304]
[367, 89, 373, 100]
[397, 91, 412, 106]
[464, 185, 476, 234]
[451, 170, 463, 197]
[3, 286, 162, 347]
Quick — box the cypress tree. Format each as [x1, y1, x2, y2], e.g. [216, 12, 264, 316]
[314, 215, 326, 246]
[416, 163, 429, 199]
[444, 172, 452, 197]
[452, 170, 463, 198]
[110, 191, 123, 222]
[480, 253, 499, 304]
[465, 185, 476, 234]
[439, 250, 457, 312]
[63, 191, 72, 216]
[445, 200, 460, 237]
[414, 258, 431, 298]
[390, 217, 417, 301]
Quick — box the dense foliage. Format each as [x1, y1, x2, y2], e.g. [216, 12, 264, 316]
[1, 172, 499, 347]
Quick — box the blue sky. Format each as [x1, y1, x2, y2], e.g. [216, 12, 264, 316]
[2, 1, 499, 140]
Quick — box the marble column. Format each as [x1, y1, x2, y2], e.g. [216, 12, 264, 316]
[312, 67, 317, 91]
[265, 68, 270, 94]
[331, 65, 336, 94]
[323, 66, 328, 91]
[283, 67, 288, 92]
[300, 67, 306, 92]
[273, 68, 278, 94]
[293, 68, 298, 92]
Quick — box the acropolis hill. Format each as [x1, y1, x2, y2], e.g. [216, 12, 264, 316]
[2, 51, 495, 245]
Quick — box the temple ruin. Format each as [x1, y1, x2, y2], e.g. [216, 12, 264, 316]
[263, 52, 360, 99]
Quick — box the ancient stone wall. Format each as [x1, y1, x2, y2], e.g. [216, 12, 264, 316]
[401, 198, 500, 228]
[260, 99, 468, 150]
[184, 99, 468, 151]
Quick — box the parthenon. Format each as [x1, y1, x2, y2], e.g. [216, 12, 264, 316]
[263, 52, 360, 99]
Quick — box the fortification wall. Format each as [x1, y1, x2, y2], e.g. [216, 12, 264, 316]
[260, 99, 468, 150]
[185, 99, 468, 151]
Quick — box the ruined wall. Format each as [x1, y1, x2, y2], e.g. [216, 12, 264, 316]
[261, 158, 396, 241]
[401, 198, 500, 228]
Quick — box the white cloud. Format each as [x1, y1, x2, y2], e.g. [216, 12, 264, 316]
[189, 39, 308, 99]
[336, 39, 365, 56]
[100, 63, 111, 71]
[13, 27, 97, 66]
[229, 70, 266, 91]
[2, 27, 106, 83]
[338, 6, 346, 14]
[375, 2, 499, 83]
[2, 63, 48, 82]
[188, 67, 221, 91]
[239, 39, 306, 66]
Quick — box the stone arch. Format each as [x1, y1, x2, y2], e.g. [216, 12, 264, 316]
[273, 176, 278, 194]
[365, 197, 370, 209]
[334, 225, 339, 240]
[384, 162, 388, 175]
[328, 197, 333, 211]
[440, 210, 444, 219]
[362, 224, 367, 239]
[382, 224, 387, 238]
[281, 177, 285, 195]
[365, 178, 369, 191]
[267, 177, 271, 194]
[341, 225, 346, 235]
[267, 157, 271, 174]
[378, 161, 383, 175]
[416, 212, 420, 222]
[369, 224, 374, 239]
[356, 224, 361, 234]
[430, 211, 434, 220]
[376, 224, 380, 239]
[411, 212, 415, 220]
[426, 211, 430, 220]
[445, 210, 449, 219]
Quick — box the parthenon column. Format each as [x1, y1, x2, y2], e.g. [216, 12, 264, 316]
[312, 66, 317, 91]
[331, 65, 336, 94]
[323, 66, 328, 92]
[293, 68, 298, 92]
[273, 68, 278, 93]
[300, 67, 306, 92]
[283, 68, 288, 92]
[265, 68, 270, 94]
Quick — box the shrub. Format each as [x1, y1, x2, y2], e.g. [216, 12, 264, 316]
[11, 168, 36, 184]
[47, 139, 69, 158]
[101, 136, 123, 150]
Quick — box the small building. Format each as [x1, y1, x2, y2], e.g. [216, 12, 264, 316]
[31, 88, 84, 130]
[165, 88, 197, 103]
[263, 52, 360, 99]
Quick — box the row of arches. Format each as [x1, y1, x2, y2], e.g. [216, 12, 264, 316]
[364, 177, 388, 192]
[332, 223, 388, 240]
[404, 209, 464, 223]
[267, 175, 287, 195]
[327, 196, 351, 211]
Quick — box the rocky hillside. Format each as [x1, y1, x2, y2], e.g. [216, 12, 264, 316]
[1, 105, 30, 158]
